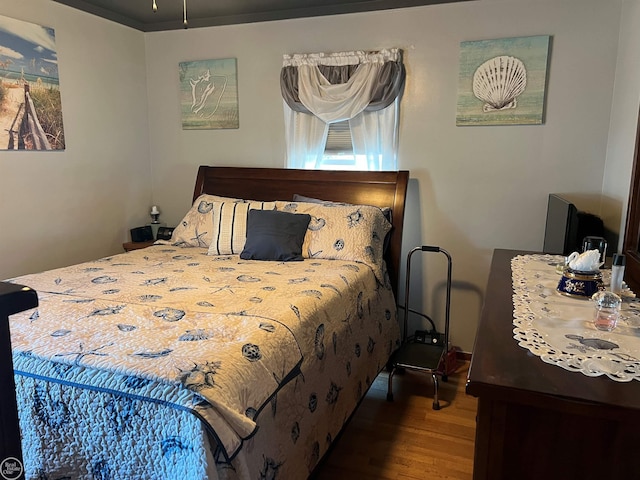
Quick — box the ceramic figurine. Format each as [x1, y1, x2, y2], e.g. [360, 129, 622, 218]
[567, 249, 603, 272]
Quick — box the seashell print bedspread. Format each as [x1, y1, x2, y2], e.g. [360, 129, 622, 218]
[8, 245, 398, 469]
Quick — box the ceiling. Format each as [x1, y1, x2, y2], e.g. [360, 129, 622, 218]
[53, 0, 471, 32]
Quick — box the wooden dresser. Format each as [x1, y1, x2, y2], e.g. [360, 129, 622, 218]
[466, 249, 640, 480]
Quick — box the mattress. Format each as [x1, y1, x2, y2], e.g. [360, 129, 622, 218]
[8, 245, 400, 479]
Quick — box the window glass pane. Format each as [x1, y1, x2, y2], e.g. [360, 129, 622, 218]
[320, 154, 369, 171]
[324, 120, 352, 154]
[321, 120, 358, 170]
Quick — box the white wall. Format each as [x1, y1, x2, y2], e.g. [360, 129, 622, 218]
[0, 0, 150, 279]
[145, 0, 624, 351]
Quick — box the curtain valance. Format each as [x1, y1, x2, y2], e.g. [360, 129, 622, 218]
[280, 48, 405, 118]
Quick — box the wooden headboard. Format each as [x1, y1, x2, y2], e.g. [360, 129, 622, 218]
[193, 166, 409, 296]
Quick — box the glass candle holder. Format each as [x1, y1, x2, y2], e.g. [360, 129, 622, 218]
[582, 236, 607, 266]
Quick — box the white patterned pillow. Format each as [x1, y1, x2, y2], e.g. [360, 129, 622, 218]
[207, 201, 277, 255]
[170, 194, 245, 248]
[292, 193, 393, 253]
[275, 201, 392, 282]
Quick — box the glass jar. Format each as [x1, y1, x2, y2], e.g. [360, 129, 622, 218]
[592, 291, 622, 332]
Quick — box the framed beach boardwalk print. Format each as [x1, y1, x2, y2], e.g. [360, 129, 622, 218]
[0, 15, 65, 150]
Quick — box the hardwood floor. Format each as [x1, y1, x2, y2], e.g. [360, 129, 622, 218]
[313, 362, 477, 480]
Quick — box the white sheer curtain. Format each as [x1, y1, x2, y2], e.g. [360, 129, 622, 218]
[281, 49, 404, 170]
[349, 97, 399, 171]
[283, 101, 328, 169]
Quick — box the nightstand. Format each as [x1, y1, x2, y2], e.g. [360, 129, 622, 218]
[123, 241, 155, 252]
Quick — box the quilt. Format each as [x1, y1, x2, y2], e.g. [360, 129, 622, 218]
[8, 245, 400, 479]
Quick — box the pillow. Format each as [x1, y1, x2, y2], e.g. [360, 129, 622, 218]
[170, 194, 245, 247]
[292, 193, 393, 224]
[292, 194, 394, 254]
[240, 209, 311, 261]
[208, 201, 277, 255]
[275, 200, 392, 282]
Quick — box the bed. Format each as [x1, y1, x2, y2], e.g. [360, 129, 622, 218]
[6, 166, 409, 480]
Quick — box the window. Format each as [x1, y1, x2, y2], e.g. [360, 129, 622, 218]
[281, 49, 405, 171]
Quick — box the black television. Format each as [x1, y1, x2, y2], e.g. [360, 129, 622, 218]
[543, 194, 604, 256]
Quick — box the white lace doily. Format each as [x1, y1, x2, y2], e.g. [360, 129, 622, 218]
[512, 254, 640, 382]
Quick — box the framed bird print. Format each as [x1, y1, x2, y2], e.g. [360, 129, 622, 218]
[456, 35, 551, 126]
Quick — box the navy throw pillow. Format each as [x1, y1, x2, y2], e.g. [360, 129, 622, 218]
[240, 209, 311, 261]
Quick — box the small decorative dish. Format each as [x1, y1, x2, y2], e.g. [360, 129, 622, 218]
[557, 267, 604, 298]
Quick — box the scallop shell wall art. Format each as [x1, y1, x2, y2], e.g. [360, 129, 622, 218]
[472, 56, 527, 112]
[456, 35, 551, 126]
